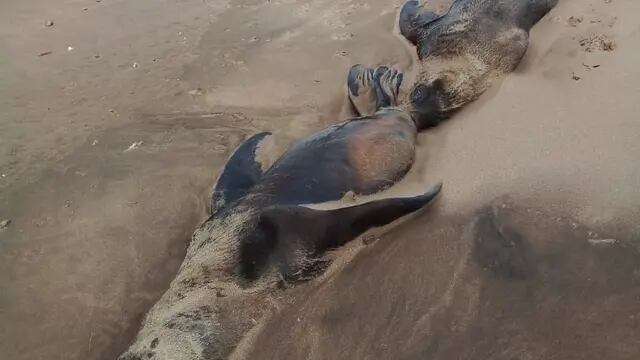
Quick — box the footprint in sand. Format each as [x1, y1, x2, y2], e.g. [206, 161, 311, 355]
[579, 34, 616, 52]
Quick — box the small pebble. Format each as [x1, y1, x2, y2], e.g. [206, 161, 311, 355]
[67, 46, 74, 52]
[39, 51, 53, 57]
[0, 219, 10, 231]
[132, 62, 139, 68]
[362, 234, 379, 245]
[588, 238, 617, 245]
[45, 20, 54, 27]
[125, 141, 144, 152]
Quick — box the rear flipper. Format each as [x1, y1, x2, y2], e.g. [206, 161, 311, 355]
[516, 0, 558, 31]
[211, 132, 272, 214]
[399, 0, 441, 46]
[347, 64, 403, 116]
[259, 183, 442, 282]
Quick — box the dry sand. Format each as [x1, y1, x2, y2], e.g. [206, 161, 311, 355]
[0, 0, 638, 359]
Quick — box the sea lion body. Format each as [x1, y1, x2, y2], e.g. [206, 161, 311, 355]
[401, 0, 557, 127]
[261, 108, 417, 203]
[349, 0, 557, 128]
[119, 110, 439, 360]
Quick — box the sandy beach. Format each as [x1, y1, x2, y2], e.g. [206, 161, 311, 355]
[1, 0, 638, 359]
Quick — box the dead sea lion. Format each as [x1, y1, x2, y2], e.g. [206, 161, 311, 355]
[349, 0, 557, 127]
[119, 111, 442, 360]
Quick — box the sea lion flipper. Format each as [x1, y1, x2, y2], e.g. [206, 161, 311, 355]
[211, 132, 272, 214]
[375, 67, 403, 109]
[258, 183, 442, 281]
[347, 65, 404, 116]
[399, 0, 441, 46]
[347, 64, 377, 116]
[516, 0, 558, 30]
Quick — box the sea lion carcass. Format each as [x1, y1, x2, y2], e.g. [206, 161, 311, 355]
[118, 109, 441, 360]
[347, 0, 558, 128]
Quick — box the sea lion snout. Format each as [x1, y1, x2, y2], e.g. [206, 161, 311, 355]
[409, 80, 448, 129]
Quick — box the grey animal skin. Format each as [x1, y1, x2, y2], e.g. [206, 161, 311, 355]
[349, 0, 557, 128]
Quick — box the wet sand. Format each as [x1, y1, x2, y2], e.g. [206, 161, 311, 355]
[1, 0, 639, 359]
[244, 200, 640, 360]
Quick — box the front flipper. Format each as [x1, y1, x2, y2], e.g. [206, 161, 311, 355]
[399, 0, 441, 46]
[258, 183, 442, 281]
[211, 131, 272, 214]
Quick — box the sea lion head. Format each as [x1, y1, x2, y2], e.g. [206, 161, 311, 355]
[408, 78, 449, 130]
